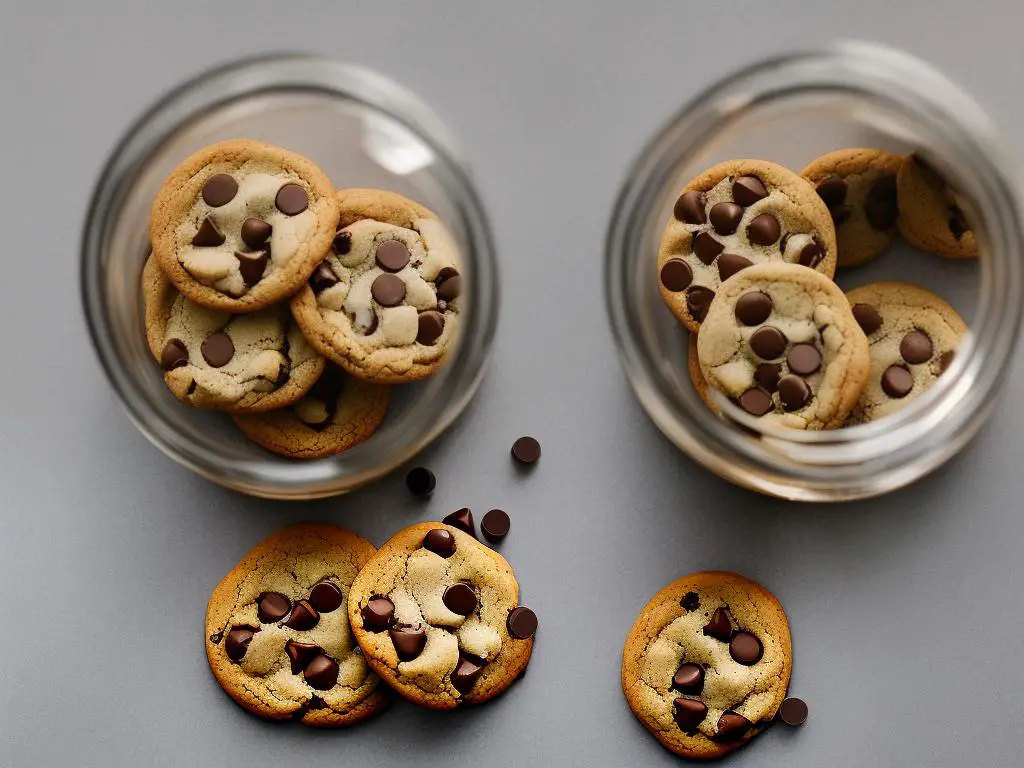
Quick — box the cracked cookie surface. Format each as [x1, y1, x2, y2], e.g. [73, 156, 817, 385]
[621, 571, 792, 761]
[897, 154, 978, 259]
[143, 256, 323, 411]
[658, 159, 837, 332]
[291, 189, 463, 384]
[150, 139, 339, 311]
[697, 263, 869, 429]
[205, 523, 389, 726]
[348, 522, 534, 709]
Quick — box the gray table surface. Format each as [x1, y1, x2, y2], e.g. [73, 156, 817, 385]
[3, 1, 1024, 766]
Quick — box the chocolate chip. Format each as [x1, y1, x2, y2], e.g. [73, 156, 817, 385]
[376, 240, 411, 272]
[416, 311, 445, 346]
[160, 339, 189, 371]
[436, 269, 462, 301]
[308, 362, 346, 404]
[747, 213, 781, 246]
[235, 218, 271, 251]
[660, 259, 693, 292]
[787, 343, 822, 376]
[303, 653, 339, 690]
[308, 582, 343, 613]
[363, 310, 379, 336]
[309, 262, 338, 294]
[738, 387, 774, 416]
[710, 202, 744, 235]
[202, 174, 237, 207]
[285, 640, 320, 673]
[284, 599, 320, 630]
[423, 528, 457, 558]
[235, 250, 268, 286]
[257, 592, 291, 623]
[937, 349, 955, 375]
[729, 631, 764, 665]
[830, 205, 852, 226]
[852, 303, 882, 335]
[711, 712, 751, 743]
[201, 331, 234, 368]
[332, 230, 351, 255]
[674, 698, 708, 733]
[778, 375, 811, 411]
[754, 363, 782, 393]
[680, 592, 700, 611]
[443, 583, 477, 615]
[735, 291, 773, 326]
[371, 273, 406, 307]
[732, 175, 769, 207]
[389, 627, 427, 661]
[512, 436, 542, 464]
[693, 232, 724, 264]
[674, 191, 706, 224]
[749, 326, 788, 360]
[881, 364, 914, 398]
[717, 253, 753, 281]
[900, 330, 934, 364]
[507, 607, 538, 639]
[362, 596, 395, 631]
[275, 183, 308, 215]
[451, 653, 486, 694]
[225, 626, 258, 662]
[192, 216, 226, 247]
[815, 177, 848, 208]
[481, 509, 511, 542]
[948, 206, 969, 239]
[703, 607, 732, 640]
[406, 466, 436, 498]
[686, 286, 715, 322]
[443, 508, 476, 538]
[779, 697, 809, 726]
[799, 240, 824, 268]
[672, 663, 704, 694]
[865, 175, 899, 230]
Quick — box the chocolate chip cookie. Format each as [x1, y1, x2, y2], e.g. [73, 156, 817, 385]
[150, 139, 339, 311]
[897, 154, 978, 259]
[142, 256, 324, 411]
[231, 361, 390, 459]
[621, 571, 793, 761]
[658, 159, 837, 332]
[687, 334, 720, 416]
[291, 189, 463, 384]
[205, 523, 389, 726]
[348, 522, 536, 709]
[846, 282, 967, 424]
[801, 148, 903, 268]
[697, 263, 869, 429]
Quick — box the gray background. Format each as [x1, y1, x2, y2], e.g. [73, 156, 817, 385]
[2, 1, 1023, 766]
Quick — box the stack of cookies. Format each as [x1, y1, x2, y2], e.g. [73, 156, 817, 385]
[142, 139, 464, 458]
[657, 151, 971, 429]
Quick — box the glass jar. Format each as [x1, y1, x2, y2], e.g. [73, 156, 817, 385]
[605, 42, 1024, 501]
[81, 55, 498, 499]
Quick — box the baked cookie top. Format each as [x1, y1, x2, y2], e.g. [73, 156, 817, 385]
[622, 572, 793, 760]
[205, 523, 389, 727]
[150, 139, 339, 311]
[658, 159, 837, 332]
[697, 263, 869, 430]
[897, 154, 978, 259]
[291, 189, 463, 384]
[347, 522, 534, 709]
[142, 256, 323, 412]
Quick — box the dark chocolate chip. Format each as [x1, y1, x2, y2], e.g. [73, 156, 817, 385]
[275, 183, 308, 215]
[235, 250, 268, 286]
[389, 627, 428, 661]
[512, 436, 541, 464]
[257, 592, 291, 623]
[686, 286, 715, 322]
[201, 332, 234, 367]
[660, 259, 693, 292]
[881, 364, 914, 398]
[160, 339, 189, 371]
[332, 230, 351, 254]
[285, 640, 320, 674]
[406, 466, 436, 498]
[376, 240, 411, 272]
[416, 311, 445, 345]
[308, 582, 343, 613]
[735, 291, 773, 326]
[451, 653, 486, 694]
[778, 375, 811, 411]
[948, 206, 969, 239]
[443, 583, 477, 615]
[787, 343, 822, 376]
[423, 528, 457, 558]
[703, 607, 732, 640]
[729, 631, 764, 665]
[362, 596, 395, 631]
[284, 600, 320, 630]
[710, 202, 744, 235]
[711, 712, 752, 743]
[225, 626, 258, 662]
[674, 191, 706, 224]
[754, 363, 782, 393]
[799, 240, 824, 268]
[747, 213, 781, 246]
[738, 387, 774, 416]
[507, 607, 538, 639]
[749, 326, 788, 360]
[693, 232, 724, 264]
[192, 216, 226, 247]
[481, 509, 511, 543]
[779, 697, 809, 726]
[815, 177, 848, 208]
[240, 218, 272, 249]
[937, 349, 955, 375]
[303, 653, 339, 690]
[830, 205, 852, 226]
[443, 508, 476, 538]
[371, 273, 406, 307]
[309, 262, 338, 294]
[672, 663, 705, 694]
[436, 270, 463, 302]
[680, 592, 700, 611]
[732, 175, 769, 207]
[717, 253, 753, 281]
[202, 174, 237, 207]
[900, 330, 934, 364]
[865, 175, 899, 230]
[852, 303, 883, 335]
[674, 698, 708, 732]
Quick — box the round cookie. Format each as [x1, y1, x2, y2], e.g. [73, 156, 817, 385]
[846, 282, 967, 424]
[622, 572, 793, 760]
[658, 159, 838, 332]
[348, 522, 535, 709]
[205, 523, 389, 726]
[801, 148, 903, 268]
[231, 362, 389, 459]
[150, 139, 340, 311]
[897, 154, 978, 259]
[291, 189, 463, 384]
[143, 255, 324, 411]
[697, 263, 870, 429]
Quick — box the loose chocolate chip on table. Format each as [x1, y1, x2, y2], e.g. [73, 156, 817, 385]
[285, 640, 320, 674]
[703, 607, 732, 641]
[309, 262, 338, 294]
[799, 241, 824, 269]
[362, 596, 396, 631]
[332, 230, 351, 255]
[779, 697, 809, 726]
[512, 436, 542, 464]
[308, 582, 344, 613]
[443, 583, 478, 615]
[371, 273, 407, 307]
[710, 202, 744, 235]
[202, 173, 238, 207]
[778, 375, 811, 411]
[686, 286, 715, 322]
[747, 213, 781, 246]
[865, 175, 899, 230]
[376, 240, 411, 272]
[423, 528, 457, 558]
[201, 331, 235, 368]
[717, 253, 753, 281]
[160, 339, 189, 371]
[406, 466, 436, 498]
[754, 363, 782, 393]
[680, 591, 700, 611]
[304, 653, 340, 690]
[815, 177, 848, 208]
[443, 508, 476, 537]
[948, 206, 969, 239]
[674, 191, 706, 224]
[660, 259, 693, 292]
[225, 626, 258, 662]
[451, 653, 486, 694]
[416, 311, 445, 346]
[749, 326, 788, 360]
[787, 343, 822, 376]
[735, 291, 773, 326]
[275, 183, 309, 215]
[674, 698, 709, 732]
[900, 330, 934, 364]
[507, 607, 538, 639]
[852, 303, 883, 336]
[693, 232, 724, 265]
[881, 364, 914, 398]
[192, 216, 226, 247]
[240, 217, 272, 249]
[481, 509, 511, 543]
[672, 663, 705, 694]
[235, 250, 268, 286]
[711, 712, 752, 743]
[257, 592, 291, 623]
[389, 627, 428, 661]
[738, 387, 774, 417]
[729, 631, 764, 665]
[937, 349, 955, 375]
[284, 599, 320, 631]
[732, 175, 769, 207]
[436, 269, 463, 302]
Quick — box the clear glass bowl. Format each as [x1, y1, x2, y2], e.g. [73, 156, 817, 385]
[605, 42, 1024, 501]
[81, 55, 498, 499]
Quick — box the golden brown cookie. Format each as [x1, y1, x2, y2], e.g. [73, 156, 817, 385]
[897, 154, 978, 259]
[205, 523, 390, 726]
[621, 572, 793, 761]
[687, 333, 720, 415]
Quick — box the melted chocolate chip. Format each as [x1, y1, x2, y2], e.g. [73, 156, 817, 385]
[423, 528, 457, 558]
[303, 653, 339, 690]
[732, 175, 768, 207]
[710, 202, 744, 235]
[852, 303, 883, 335]
[680, 592, 700, 611]
[436, 269, 462, 301]
[240, 218, 272, 249]
[451, 653, 486, 694]
[881, 364, 914, 398]
[235, 250, 268, 286]
[443, 583, 478, 615]
[735, 291, 772, 326]
[749, 326, 788, 360]
[703, 607, 732, 641]
[815, 177, 848, 208]
[371, 273, 406, 307]
[416, 311, 445, 345]
[285, 640, 320, 673]
[332, 230, 351, 255]
[672, 663, 704, 694]
[778, 375, 811, 411]
[283, 600, 320, 630]
[799, 240, 824, 268]
[376, 240, 411, 272]
[308, 582, 344, 613]
[865, 175, 899, 230]
[389, 627, 428, 661]
[362, 596, 396, 631]
[693, 232, 725, 265]
[309, 262, 338, 294]
[717, 253, 753, 281]
[674, 191, 706, 224]
[787, 343, 822, 376]
[202, 174, 237, 207]
[201, 332, 234, 368]
[192, 216, 226, 247]
[275, 183, 308, 215]
[900, 330, 934, 364]
[225, 626, 258, 662]
[674, 698, 708, 732]
[257, 592, 291, 623]
[686, 286, 715, 322]
[711, 712, 752, 743]
[747, 214, 781, 246]
[661, 259, 693, 292]
[729, 631, 764, 665]
[738, 387, 774, 416]
[160, 339, 189, 371]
